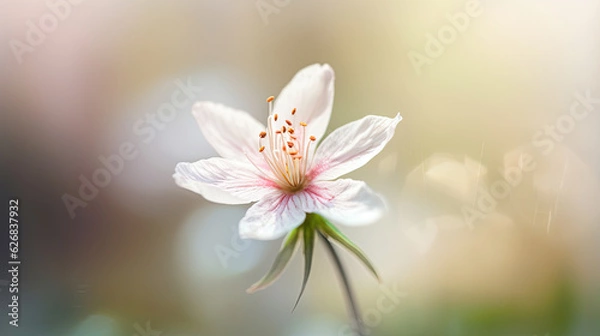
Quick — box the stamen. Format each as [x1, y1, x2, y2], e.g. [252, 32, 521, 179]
[254, 100, 314, 191]
[267, 96, 275, 115]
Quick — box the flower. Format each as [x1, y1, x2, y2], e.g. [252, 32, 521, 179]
[174, 64, 401, 240]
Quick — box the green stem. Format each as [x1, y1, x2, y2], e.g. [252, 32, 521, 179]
[319, 231, 366, 336]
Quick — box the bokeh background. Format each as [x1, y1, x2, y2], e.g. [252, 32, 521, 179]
[1, 0, 600, 335]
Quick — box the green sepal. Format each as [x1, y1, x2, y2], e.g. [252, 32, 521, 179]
[246, 227, 301, 294]
[292, 218, 316, 311]
[315, 215, 381, 282]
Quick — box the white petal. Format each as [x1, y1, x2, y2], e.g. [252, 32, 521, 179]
[193, 101, 265, 160]
[273, 64, 334, 141]
[173, 175, 248, 204]
[310, 114, 402, 181]
[174, 158, 275, 204]
[239, 190, 321, 240]
[313, 179, 386, 226]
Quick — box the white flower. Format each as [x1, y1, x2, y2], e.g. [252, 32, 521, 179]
[174, 64, 402, 240]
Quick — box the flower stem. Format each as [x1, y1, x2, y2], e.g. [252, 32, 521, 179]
[318, 231, 365, 336]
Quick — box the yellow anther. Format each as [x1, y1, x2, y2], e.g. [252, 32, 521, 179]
[299, 122, 307, 127]
[259, 146, 265, 152]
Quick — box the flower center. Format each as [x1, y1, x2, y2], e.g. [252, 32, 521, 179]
[255, 96, 316, 192]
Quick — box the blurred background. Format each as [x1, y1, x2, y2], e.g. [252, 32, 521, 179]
[1, 0, 600, 335]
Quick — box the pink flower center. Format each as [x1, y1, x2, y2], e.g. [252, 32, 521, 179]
[255, 96, 317, 192]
